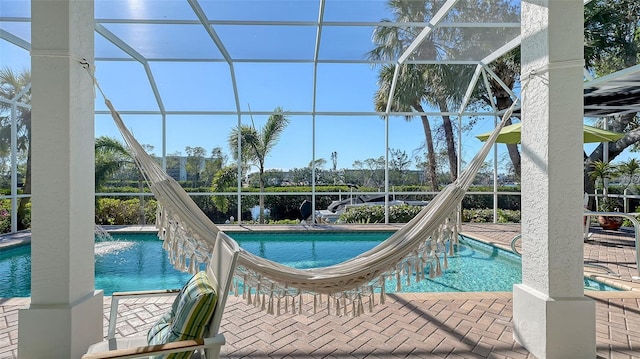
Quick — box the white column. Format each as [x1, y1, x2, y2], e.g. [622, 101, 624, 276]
[18, 1, 103, 358]
[513, 1, 595, 358]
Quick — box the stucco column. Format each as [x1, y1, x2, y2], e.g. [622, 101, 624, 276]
[513, 1, 595, 358]
[18, 1, 103, 358]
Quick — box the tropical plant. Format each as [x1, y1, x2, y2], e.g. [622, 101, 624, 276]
[95, 197, 157, 225]
[373, 64, 440, 190]
[598, 197, 623, 213]
[228, 107, 290, 223]
[389, 148, 411, 185]
[424, 64, 469, 182]
[0, 67, 31, 230]
[447, 1, 521, 177]
[584, 0, 640, 74]
[95, 136, 133, 189]
[367, 0, 520, 185]
[184, 146, 207, 187]
[365, 0, 445, 188]
[588, 160, 616, 197]
[617, 158, 640, 192]
[210, 164, 238, 213]
[588, 160, 622, 213]
[201, 147, 227, 187]
[94, 136, 150, 224]
[583, 0, 640, 195]
[330, 151, 339, 184]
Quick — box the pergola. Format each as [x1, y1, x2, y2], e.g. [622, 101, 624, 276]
[0, 0, 610, 358]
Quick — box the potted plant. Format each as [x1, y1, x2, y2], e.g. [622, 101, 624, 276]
[588, 160, 623, 230]
[597, 197, 624, 229]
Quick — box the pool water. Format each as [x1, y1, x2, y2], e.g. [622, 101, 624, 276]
[233, 231, 525, 293]
[0, 232, 618, 297]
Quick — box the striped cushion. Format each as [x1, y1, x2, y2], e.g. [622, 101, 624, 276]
[147, 271, 218, 359]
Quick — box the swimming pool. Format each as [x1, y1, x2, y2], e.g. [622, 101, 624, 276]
[0, 231, 617, 297]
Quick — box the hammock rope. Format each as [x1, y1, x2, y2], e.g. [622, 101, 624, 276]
[87, 62, 518, 316]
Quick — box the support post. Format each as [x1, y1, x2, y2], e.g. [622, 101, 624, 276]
[513, 1, 595, 358]
[18, 1, 103, 358]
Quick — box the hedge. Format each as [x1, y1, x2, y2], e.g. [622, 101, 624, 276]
[95, 198, 158, 225]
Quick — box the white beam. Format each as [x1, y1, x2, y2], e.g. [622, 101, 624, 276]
[583, 63, 640, 89]
[398, 0, 461, 64]
[481, 35, 521, 65]
[94, 24, 166, 114]
[0, 28, 31, 51]
[457, 64, 483, 114]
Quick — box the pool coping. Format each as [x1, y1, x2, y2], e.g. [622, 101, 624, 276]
[0, 231, 32, 250]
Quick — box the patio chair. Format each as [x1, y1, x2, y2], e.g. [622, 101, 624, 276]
[82, 232, 240, 359]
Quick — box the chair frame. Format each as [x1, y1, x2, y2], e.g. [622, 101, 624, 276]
[83, 232, 240, 359]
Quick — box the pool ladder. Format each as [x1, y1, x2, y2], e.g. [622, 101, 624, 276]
[509, 210, 640, 278]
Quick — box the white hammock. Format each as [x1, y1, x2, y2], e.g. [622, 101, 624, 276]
[102, 94, 513, 316]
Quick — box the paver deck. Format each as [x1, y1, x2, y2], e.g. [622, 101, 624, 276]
[1, 223, 639, 358]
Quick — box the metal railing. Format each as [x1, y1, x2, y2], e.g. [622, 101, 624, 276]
[584, 211, 640, 277]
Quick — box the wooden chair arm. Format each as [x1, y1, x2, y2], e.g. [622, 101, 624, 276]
[82, 335, 226, 359]
[111, 288, 181, 298]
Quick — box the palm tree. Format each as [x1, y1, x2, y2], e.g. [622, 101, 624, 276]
[448, 1, 521, 176]
[374, 64, 439, 190]
[617, 158, 639, 212]
[0, 67, 31, 230]
[588, 160, 616, 198]
[588, 160, 625, 230]
[368, 0, 519, 184]
[617, 158, 639, 192]
[422, 64, 478, 181]
[228, 107, 289, 223]
[367, 0, 443, 188]
[211, 164, 238, 214]
[95, 136, 132, 189]
[95, 136, 149, 224]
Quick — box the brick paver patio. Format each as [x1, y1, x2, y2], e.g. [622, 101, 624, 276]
[1, 223, 639, 358]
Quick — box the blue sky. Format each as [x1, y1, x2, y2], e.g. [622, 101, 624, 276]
[2, 37, 506, 173]
[4, 38, 627, 175]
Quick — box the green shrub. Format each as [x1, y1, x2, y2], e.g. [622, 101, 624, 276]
[268, 219, 300, 224]
[462, 189, 521, 211]
[19, 201, 31, 229]
[0, 199, 31, 234]
[144, 199, 158, 224]
[462, 208, 521, 223]
[92, 185, 524, 225]
[340, 205, 385, 223]
[95, 198, 157, 225]
[0, 199, 11, 233]
[339, 204, 424, 224]
[388, 204, 424, 223]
